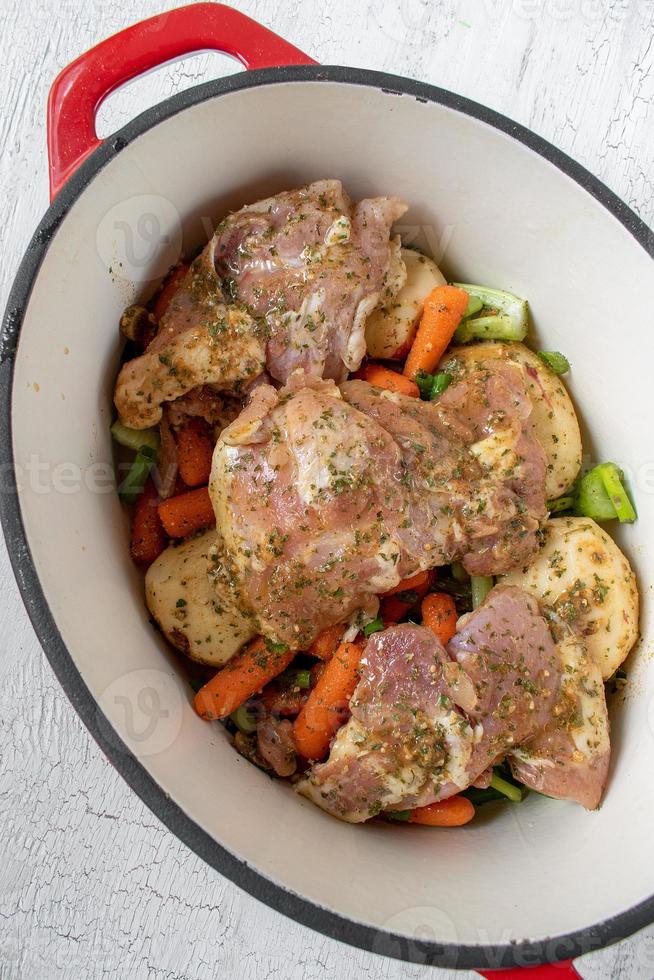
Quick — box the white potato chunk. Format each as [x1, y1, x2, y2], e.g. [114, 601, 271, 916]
[440, 341, 582, 498]
[145, 529, 256, 667]
[501, 516, 639, 679]
[365, 248, 446, 360]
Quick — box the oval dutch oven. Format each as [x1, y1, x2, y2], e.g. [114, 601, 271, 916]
[2, 4, 653, 975]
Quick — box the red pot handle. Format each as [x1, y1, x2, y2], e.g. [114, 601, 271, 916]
[477, 959, 581, 979]
[46, 1, 315, 199]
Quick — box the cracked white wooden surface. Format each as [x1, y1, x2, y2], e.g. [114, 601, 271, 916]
[1, 1, 653, 977]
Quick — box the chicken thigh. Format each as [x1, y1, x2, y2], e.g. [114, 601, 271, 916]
[114, 180, 406, 428]
[210, 366, 547, 648]
[299, 586, 610, 821]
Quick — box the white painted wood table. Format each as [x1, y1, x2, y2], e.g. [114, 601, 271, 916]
[1, 1, 653, 977]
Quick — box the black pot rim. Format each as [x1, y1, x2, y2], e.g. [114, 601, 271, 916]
[2, 64, 653, 971]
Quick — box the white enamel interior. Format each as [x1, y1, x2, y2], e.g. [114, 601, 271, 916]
[11, 79, 654, 951]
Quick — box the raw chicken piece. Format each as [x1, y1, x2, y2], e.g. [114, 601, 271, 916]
[508, 627, 610, 809]
[297, 624, 477, 821]
[257, 716, 297, 777]
[114, 180, 406, 428]
[449, 586, 563, 774]
[210, 374, 402, 649]
[212, 179, 407, 382]
[341, 366, 547, 576]
[299, 588, 560, 820]
[299, 586, 608, 821]
[211, 367, 547, 648]
[115, 292, 264, 428]
[166, 385, 240, 431]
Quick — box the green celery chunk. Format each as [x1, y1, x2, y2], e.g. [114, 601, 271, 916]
[464, 294, 484, 318]
[293, 670, 312, 690]
[574, 463, 636, 523]
[547, 495, 575, 514]
[471, 575, 493, 608]
[363, 618, 385, 637]
[490, 771, 527, 803]
[111, 419, 160, 453]
[537, 350, 570, 375]
[230, 705, 258, 734]
[118, 446, 157, 504]
[415, 370, 453, 401]
[599, 463, 637, 523]
[451, 283, 528, 343]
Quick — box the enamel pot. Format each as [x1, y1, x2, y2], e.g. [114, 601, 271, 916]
[2, 4, 653, 975]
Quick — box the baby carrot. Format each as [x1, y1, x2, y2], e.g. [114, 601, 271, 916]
[176, 418, 215, 487]
[293, 641, 363, 761]
[409, 796, 475, 827]
[359, 362, 420, 398]
[130, 478, 166, 566]
[421, 592, 458, 646]
[382, 569, 433, 597]
[308, 624, 345, 661]
[380, 570, 435, 623]
[152, 263, 189, 322]
[380, 595, 413, 623]
[403, 285, 469, 380]
[194, 637, 295, 720]
[158, 486, 215, 538]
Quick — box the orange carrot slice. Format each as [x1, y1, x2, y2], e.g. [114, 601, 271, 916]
[176, 418, 215, 487]
[359, 362, 420, 398]
[403, 285, 469, 380]
[194, 637, 295, 720]
[409, 796, 475, 827]
[158, 486, 215, 538]
[421, 592, 458, 646]
[293, 640, 363, 760]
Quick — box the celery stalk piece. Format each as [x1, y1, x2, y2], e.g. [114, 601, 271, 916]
[451, 283, 528, 343]
[451, 561, 469, 582]
[293, 670, 312, 690]
[118, 446, 157, 504]
[598, 464, 637, 523]
[415, 370, 453, 401]
[547, 495, 575, 514]
[574, 463, 636, 523]
[111, 419, 160, 454]
[490, 771, 527, 803]
[471, 575, 494, 608]
[363, 618, 385, 637]
[463, 294, 484, 318]
[230, 705, 258, 734]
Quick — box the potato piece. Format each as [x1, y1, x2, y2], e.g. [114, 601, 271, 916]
[365, 248, 446, 360]
[440, 341, 582, 498]
[145, 529, 256, 667]
[501, 516, 639, 679]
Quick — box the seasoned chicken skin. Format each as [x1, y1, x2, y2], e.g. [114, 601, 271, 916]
[210, 367, 547, 648]
[299, 586, 610, 821]
[212, 179, 407, 383]
[114, 180, 406, 428]
[508, 624, 609, 809]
